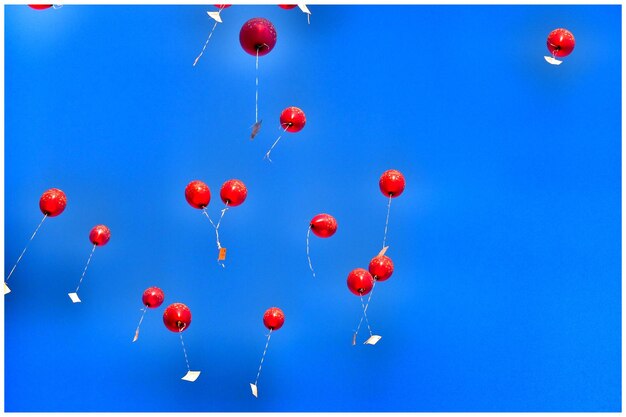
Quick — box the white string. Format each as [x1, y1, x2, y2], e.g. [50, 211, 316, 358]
[6, 214, 47, 281]
[359, 294, 373, 337]
[255, 48, 259, 123]
[133, 306, 148, 341]
[382, 195, 392, 248]
[179, 327, 191, 372]
[193, 19, 219, 67]
[264, 126, 289, 162]
[202, 206, 229, 267]
[254, 329, 272, 386]
[306, 227, 316, 278]
[75, 244, 96, 293]
[354, 280, 376, 341]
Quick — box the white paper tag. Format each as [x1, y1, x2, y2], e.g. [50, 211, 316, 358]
[4, 282, 11, 295]
[352, 333, 357, 346]
[544, 56, 562, 65]
[378, 246, 389, 257]
[364, 335, 382, 345]
[298, 4, 311, 14]
[182, 370, 201, 382]
[207, 11, 222, 23]
[250, 383, 258, 397]
[250, 120, 262, 139]
[68, 292, 81, 303]
[133, 329, 139, 343]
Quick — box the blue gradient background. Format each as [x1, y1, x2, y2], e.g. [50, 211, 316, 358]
[4, 4, 621, 412]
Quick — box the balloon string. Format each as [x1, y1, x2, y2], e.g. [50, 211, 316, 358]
[254, 329, 272, 386]
[264, 126, 289, 162]
[203, 206, 229, 267]
[359, 293, 374, 338]
[255, 48, 259, 123]
[75, 244, 97, 293]
[6, 214, 47, 282]
[382, 195, 392, 248]
[193, 19, 219, 67]
[133, 306, 148, 342]
[354, 280, 376, 341]
[306, 226, 316, 278]
[179, 327, 191, 372]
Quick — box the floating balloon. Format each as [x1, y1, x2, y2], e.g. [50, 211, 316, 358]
[347, 267, 381, 346]
[264, 106, 306, 162]
[544, 28, 575, 65]
[193, 4, 232, 67]
[5, 188, 67, 295]
[163, 303, 200, 381]
[379, 169, 405, 248]
[28, 4, 53, 9]
[251, 307, 285, 397]
[133, 286, 165, 342]
[240, 18, 277, 138]
[68, 225, 110, 303]
[185, 180, 211, 209]
[306, 213, 337, 278]
[278, 4, 312, 24]
[353, 247, 394, 346]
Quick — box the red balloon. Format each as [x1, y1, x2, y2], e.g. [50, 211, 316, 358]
[28, 4, 53, 9]
[39, 188, 67, 217]
[546, 28, 575, 58]
[368, 255, 394, 282]
[214, 4, 231, 8]
[278, 4, 297, 9]
[142, 286, 165, 308]
[263, 307, 285, 331]
[163, 303, 192, 332]
[379, 169, 406, 198]
[89, 225, 111, 246]
[310, 213, 337, 238]
[280, 107, 306, 133]
[239, 18, 277, 57]
[220, 179, 247, 207]
[347, 268, 374, 296]
[185, 180, 211, 209]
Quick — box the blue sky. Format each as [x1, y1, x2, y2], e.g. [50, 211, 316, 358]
[3, 4, 621, 412]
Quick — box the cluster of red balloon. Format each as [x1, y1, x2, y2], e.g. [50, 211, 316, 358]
[4, 189, 111, 305]
[185, 179, 248, 266]
[347, 169, 406, 346]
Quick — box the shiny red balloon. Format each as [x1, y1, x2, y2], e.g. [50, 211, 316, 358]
[263, 307, 285, 331]
[28, 4, 53, 9]
[239, 18, 277, 57]
[368, 255, 394, 282]
[347, 268, 374, 296]
[214, 4, 231, 8]
[310, 213, 337, 238]
[39, 188, 67, 217]
[220, 179, 247, 207]
[89, 225, 111, 246]
[546, 28, 575, 58]
[379, 169, 406, 198]
[142, 286, 165, 308]
[278, 4, 297, 9]
[163, 303, 192, 332]
[280, 107, 306, 133]
[185, 180, 211, 209]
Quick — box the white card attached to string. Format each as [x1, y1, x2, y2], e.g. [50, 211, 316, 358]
[68, 292, 81, 303]
[544, 56, 562, 65]
[207, 11, 222, 23]
[250, 383, 258, 397]
[364, 335, 382, 345]
[378, 246, 389, 257]
[298, 4, 311, 14]
[133, 329, 140, 343]
[251, 120, 263, 139]
[4, 282, 11, 295]
[182, 371, 201, 382]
